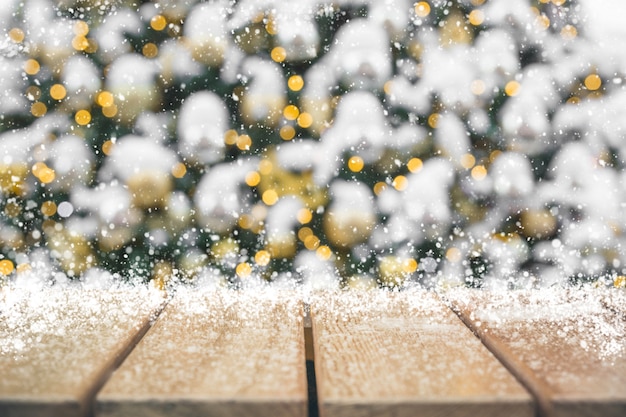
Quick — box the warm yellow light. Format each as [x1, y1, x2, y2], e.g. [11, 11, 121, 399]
[298, 227, 313, 241]
[102, 140, 115, 155]
[414, 1, 431, 18]
[427, 113, 439, 128]
[460, 153, 476, 169]
[150, 15, 167, 31]
[9, 28, 25, 43]
[279, 125, 296, 141]
[41, 201, 57, 216]
[24, 59, 40, 75]
[316, 245, 332, 260]
[271, 46, 287, 63]
[97, 91, 115, 107]
[30, 102, 47, 117]
[407, 157, 423, 173]
[102, 104, 118, 118]
[304, 234, 320, 250]
[468, 9, 484, 26]
[348, 156, 364, 172]
[72, 35, 89, 51]
[142, 43, 159, 58]
[283, 104, 300, 120]
[584, 74, 602, 91]
[402, 258, 418, 273]
[297, 112, 313, 128]
[254, 250, 271, 266]
[262, 189, 279, 205]
[297, 208, 313, 224]
[561, 25, 577, 40]
[373, 181, 388, 195]
[224, 129, 238, 145]
[73, 20, 89, 36]
[50, 84, 67, 101]
[0, 259, 14, 276]
[471, 165, 487, 180]
[33, 162, 56, 184]
[75, 110, 92, 126]
[446, 247, 462, 262]
[236, 134, 252, 150]
[505, 80, 521, 96]
[393, 175, 408, 191]
[245, 171, 261, 187]
[171, 162, 187, 178]
[288, 75, 304, 91]
[259, 159, 273, 175]
[236, 262, 252, 277]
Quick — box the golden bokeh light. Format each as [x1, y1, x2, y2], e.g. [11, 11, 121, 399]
[0, 259, 14, 276]
[254, 250, 271, 266]
[31, 102, 47, 117]
[73, 20, 89, 36]
[468, 9, 484, 26]
[262, 189, 279, 205]
[41, 201, 57, 217]
[171, 162, 187, 178]
[283, 104, 300, 120]
[316, 245, 332, 260]
[75, 109, 92, 125]
[245, 171, 261, 187]
[279, 125, 296, 140]
[348, 156, 364, 172]
[407, 158, 423, 173]
[584, 73, 602, 91]
[24, 59, 40, 75]
[271, 46, 287, 63]
[505, 80, 521, 96]
[288, 75, 304, 91]
[236, 262, 252, 277]
[224, 129, 238, 145]
[471, 164, 487, 180]
[297, 112, 313, 128]
[142, 43, 159, 58]
[414, 1, 431, 18]
[9, 28, 25, 43]
[297, 208, 313, 224]
[50, 84, 67, 101]
[393, 175, 408, 191]
[151, 15, 167, 31]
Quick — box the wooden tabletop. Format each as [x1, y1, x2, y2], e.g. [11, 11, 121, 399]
[447, 288, 626, 417]
[96, 288, 307, 417]
[0, 286, 165, 417]
[309, 290, 533, 417]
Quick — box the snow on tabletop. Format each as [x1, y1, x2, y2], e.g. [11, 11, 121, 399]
[0, 283, 165, 398]
[445, 287, 626, 392]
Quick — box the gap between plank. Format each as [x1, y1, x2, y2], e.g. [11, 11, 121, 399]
[85, 294, 171, 417]
[446, 302, 548, 417]
[304, 303, 319, 417]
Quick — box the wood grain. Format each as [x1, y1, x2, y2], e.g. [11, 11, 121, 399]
[448, 288, 626, 417]
[96, 289, 307, 417]
[310, 290, 532, 417]
[0, 287, 165, 417]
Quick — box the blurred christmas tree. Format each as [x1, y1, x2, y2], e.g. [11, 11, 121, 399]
[1, 0, 626, 290]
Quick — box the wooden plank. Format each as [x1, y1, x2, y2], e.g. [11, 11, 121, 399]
[0, 286, 165, 417]
[310, 290, 533, 417]
[448, 288, 626, 417]
[96, 289, 307, 417]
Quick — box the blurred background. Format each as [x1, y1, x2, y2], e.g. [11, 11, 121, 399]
[1, 0, 626, 290]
